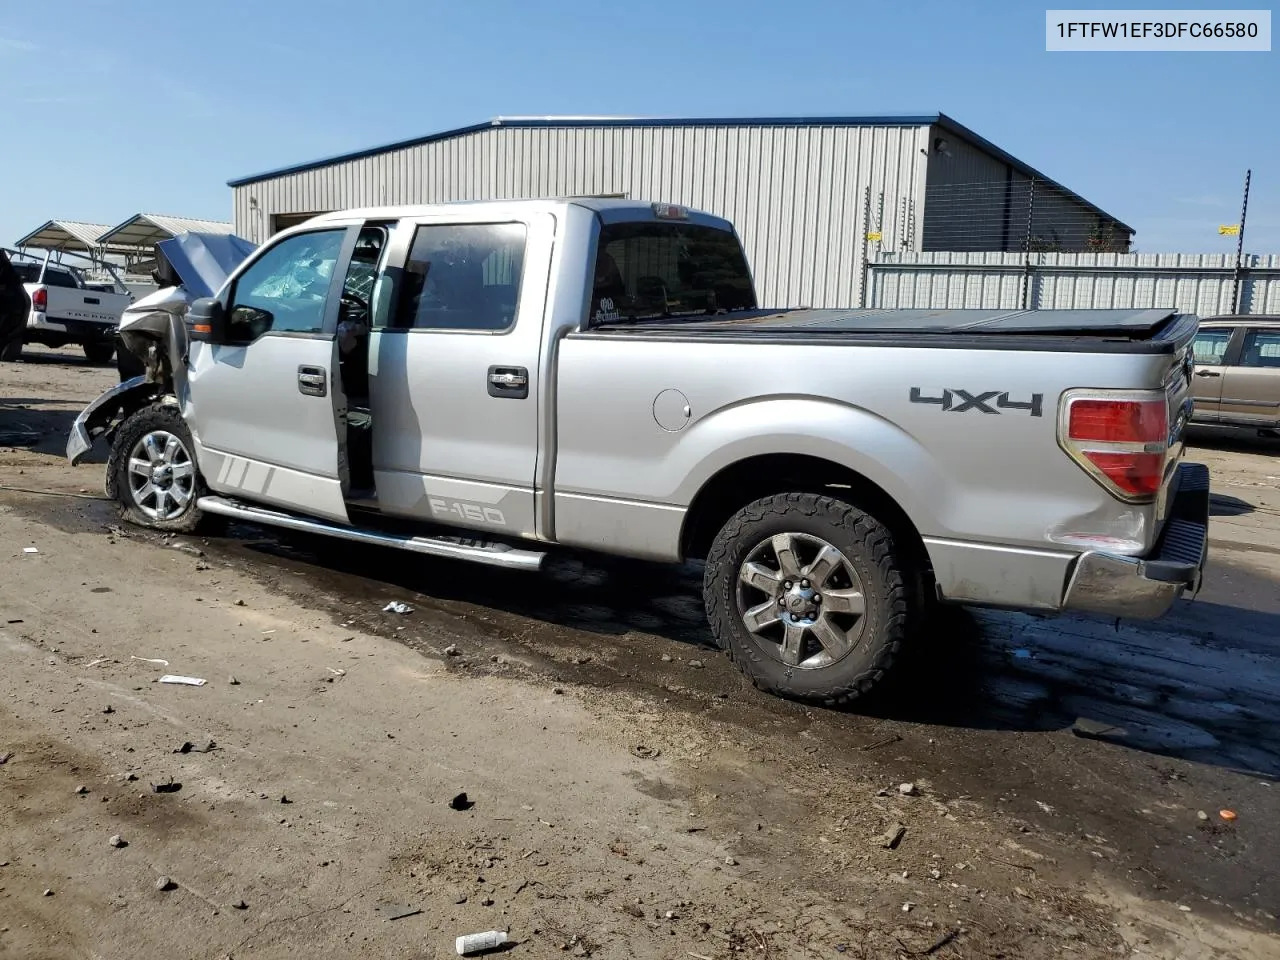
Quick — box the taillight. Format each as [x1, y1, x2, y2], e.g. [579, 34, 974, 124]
[32, 288, 47, 312]
[1060, 391, 1169, 500]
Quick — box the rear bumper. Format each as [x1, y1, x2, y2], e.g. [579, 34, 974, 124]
[26, 314, 117, 342]
[1062, 462, 1210, 619]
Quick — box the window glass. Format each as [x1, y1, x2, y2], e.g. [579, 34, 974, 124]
[1191, 329, 1232, 365]
[1239, 330, 1280, 369]
[227, 228, 345, 340]
[589, 222, 756, 324]
[43, 269, 79, 288]
[394, 223, 526, 331]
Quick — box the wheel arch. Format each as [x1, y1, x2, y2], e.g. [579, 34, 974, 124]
[680, 453, 933, 588]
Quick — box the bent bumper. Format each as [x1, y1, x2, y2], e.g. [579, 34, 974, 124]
[1062, 462, 1210, 619]
[66, 375, 152, 466]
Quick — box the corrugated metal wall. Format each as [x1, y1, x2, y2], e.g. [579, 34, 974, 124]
[233, 123, 933, 308]
[921, 126, 1125, 253]
[869, 251, 1280, 316]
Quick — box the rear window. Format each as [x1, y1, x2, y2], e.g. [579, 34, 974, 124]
[589, 222, 756, 324]
[43, 269, 79, 288]
[14, 263, 78, 287]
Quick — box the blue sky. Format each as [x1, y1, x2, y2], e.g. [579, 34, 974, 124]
[0, 0, 1275, 253]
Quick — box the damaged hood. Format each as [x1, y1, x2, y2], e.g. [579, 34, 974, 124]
[154, 231, 257, 299]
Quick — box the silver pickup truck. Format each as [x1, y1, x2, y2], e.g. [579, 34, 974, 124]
[68, 198, 1210, 704]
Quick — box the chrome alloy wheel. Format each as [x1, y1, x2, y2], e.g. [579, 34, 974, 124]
[126, 430, 196, 522]
[735, 532, 868, 669]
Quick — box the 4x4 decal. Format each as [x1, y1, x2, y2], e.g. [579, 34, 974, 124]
[909, 387, 1044, 417]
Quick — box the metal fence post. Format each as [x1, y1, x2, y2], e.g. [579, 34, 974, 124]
[1230, 169, 1251, 314]
[1021, 177, 1038, 310]
[859, 186, 871, 308]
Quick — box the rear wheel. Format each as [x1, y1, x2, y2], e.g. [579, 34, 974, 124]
[703, 492, 912, 705]
[83, 340, 116, 365]
[108, 404, 208, 533]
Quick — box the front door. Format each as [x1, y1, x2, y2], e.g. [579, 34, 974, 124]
[1189, 326, 1233, 423]
[185, 225, 358, 523]
[366, 213, 555, 538]
[1220, 327, 1280, 426]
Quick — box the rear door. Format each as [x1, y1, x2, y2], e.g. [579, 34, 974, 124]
[1220, 327, 1280, 426]
[185, 225, 360, 523]
[366, 212, 556, 537]
[1189, 326, 1234, 422]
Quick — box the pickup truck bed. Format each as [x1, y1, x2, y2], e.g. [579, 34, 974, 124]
[584, 307, 1194, 351]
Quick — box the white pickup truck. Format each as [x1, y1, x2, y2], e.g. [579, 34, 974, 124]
[3, 251, 132, 363]
[67, 198, 1210, 705]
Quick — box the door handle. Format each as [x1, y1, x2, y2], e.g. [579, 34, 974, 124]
[487, 365, 529, 399]
[298, 364, 327, 397]
[1194, 369, 1221, 378]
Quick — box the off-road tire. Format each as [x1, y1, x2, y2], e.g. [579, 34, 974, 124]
[83, 341, 116, 365]
[703, 492, 911, 705]
[107, 403, 208, 534]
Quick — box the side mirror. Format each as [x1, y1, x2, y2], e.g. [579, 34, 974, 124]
[188, 298, 226, 344]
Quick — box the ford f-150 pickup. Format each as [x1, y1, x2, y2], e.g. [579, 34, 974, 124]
[66, 198, 1210, 704]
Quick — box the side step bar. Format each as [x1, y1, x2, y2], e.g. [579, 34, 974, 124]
[196, 496, 546, 571]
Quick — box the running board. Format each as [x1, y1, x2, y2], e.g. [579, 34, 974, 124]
[196, 496, 546, 571]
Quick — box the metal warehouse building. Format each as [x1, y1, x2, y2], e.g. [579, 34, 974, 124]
[228, 114, 1132, 308]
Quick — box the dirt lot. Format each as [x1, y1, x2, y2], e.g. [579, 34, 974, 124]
[3, 347, 1280, 960]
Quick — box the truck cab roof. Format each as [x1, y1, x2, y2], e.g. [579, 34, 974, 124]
[300, 197, 736, 231]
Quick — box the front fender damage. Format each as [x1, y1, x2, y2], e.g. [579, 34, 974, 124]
[66, 376, 163, 466]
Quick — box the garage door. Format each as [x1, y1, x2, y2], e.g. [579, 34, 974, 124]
[271, 212, 333, 234]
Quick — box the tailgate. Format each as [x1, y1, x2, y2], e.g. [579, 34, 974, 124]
[44, 287, 123, 325]
[1154, 326, 1198, 529]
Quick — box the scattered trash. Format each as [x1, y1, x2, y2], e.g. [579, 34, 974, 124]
[75, 785, 88, 795]
[155, 876, 175, 892]
[327, 668, 346, 677]
[630, 744, 661, 760]
[444, 645, 460, 657]
[151, 781, 182, 794]
[43, 889, 54, 897]
[660, 654, 673, 663]
[130, 656, 169, 667]
[899, 782, 917, 796]
[0, 752, 12, 765]
[1012, 648, 1032, 659]
[723, 856, 737, 866]
[382, 601, 414, 615]
[22, 547, 38, 554]
[860, 734, 902, 752]
[1178, 905, 1192, 912]
[168, 542, 205, 558]
[87, 659, 111, 668]
[376, 902, 422, 921]
[902, 901, 915, 913]
[449, 792, 475, 811]
[174, 740, 216, 754]
[1220, 809, 1238, 821]
[1197, 810, 1209, 821]
[108, 835, 127, 849]
[456, 930, 510, 955]
[159, 675, 207, 687]
[879, 823, 907, 850]
[1035, 801, 1054, 814]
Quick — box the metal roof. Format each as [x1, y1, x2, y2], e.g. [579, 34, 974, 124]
[14, 219, 113, 253]
[96, 213, 234, 249]
[226, 112, 1132, 233]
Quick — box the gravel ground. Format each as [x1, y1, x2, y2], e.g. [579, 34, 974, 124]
[2, 346, 1279, 960]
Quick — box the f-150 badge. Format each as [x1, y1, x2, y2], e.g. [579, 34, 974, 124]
[909, 387, 1044, 417]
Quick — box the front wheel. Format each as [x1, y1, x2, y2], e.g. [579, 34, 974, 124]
[107, 404, 208, 533]
[83, 340, 116, 365]
[703, 492, 912, 705]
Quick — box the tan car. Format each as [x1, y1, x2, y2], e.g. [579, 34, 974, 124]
[1190, 315, 1280, 434]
